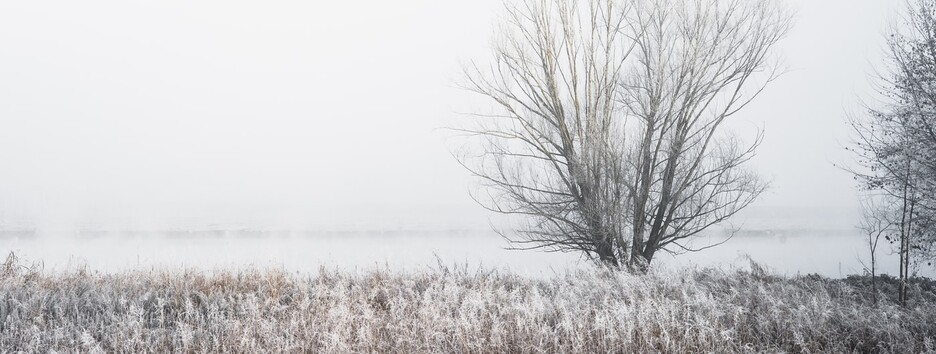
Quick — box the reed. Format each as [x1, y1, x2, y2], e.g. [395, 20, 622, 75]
[1, 253, 934, 353]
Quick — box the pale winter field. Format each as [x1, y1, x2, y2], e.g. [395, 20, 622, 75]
[1, 253, 935, 353]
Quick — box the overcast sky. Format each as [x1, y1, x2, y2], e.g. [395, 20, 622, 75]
[0, 0, 897, 229]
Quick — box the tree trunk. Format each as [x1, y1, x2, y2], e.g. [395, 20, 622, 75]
[596, 241, 618, 268]
[640, 144, 682, 267]
[871, 249, 878, 306]
[898, 166, 912, 306]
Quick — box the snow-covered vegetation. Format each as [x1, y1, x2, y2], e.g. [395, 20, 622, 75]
[1, 253, 934, 353]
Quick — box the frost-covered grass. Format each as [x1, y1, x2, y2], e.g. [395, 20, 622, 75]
[1, 254, 935, 353]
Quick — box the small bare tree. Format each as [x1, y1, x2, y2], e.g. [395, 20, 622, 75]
[458, 0, 791, 270]
[857, 196, 896, 305]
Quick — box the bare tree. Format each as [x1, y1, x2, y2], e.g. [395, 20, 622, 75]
[849, 106, 922, 306]
[622, 0, 789, 269]
[857, 196, 896, 305]
[457, 0, 791, 270]
[459, 0, 636, 267]
[888, 1, 936, 272]
[847, 0, 936, 305]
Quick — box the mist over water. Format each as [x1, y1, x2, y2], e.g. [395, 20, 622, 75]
[2, 205, 931, 278]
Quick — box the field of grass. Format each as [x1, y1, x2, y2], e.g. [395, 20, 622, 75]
[1, 253, 935, 353]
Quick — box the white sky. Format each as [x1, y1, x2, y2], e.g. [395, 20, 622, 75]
[0, 0, 897, 229]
